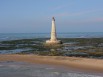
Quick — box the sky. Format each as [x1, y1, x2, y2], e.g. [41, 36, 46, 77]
[0, 0, 103, 33]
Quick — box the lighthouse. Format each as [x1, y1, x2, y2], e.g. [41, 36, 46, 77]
[46, 17, 62, 44]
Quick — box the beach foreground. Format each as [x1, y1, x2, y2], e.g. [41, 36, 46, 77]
[0, 54, 103, 73]
[0, 61, 102, 77]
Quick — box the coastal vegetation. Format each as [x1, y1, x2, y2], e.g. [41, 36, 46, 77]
[0, 38, 103, 58]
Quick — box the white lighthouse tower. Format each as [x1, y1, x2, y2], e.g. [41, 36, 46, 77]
[46, 17, 62, 44]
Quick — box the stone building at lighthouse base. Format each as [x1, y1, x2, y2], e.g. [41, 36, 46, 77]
[46, 39, 62, 44]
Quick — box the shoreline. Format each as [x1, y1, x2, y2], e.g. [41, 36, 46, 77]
[0, 54, 103, 73]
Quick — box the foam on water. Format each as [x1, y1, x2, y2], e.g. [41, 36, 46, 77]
[0, 48, 32, 54]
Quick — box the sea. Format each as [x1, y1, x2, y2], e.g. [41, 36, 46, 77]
[0, 32, 103, 41]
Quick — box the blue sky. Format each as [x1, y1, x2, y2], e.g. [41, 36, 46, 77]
[0, 0, 103, 33]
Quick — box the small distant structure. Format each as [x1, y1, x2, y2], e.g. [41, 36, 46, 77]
[46, 17, 62, 44]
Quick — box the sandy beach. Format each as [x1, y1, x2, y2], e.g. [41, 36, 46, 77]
[0, 54, 103, 73]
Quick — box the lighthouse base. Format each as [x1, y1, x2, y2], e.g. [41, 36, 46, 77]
[46, 40, 62, 44]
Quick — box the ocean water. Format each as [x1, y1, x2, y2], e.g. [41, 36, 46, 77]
[0, 32, 103, 41]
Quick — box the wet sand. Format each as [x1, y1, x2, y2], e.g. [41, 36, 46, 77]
[0, 54, 103, 76]
[0, 61, 102, 77]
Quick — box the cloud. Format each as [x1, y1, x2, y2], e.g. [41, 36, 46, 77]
[52, 5, 66, 10]
[50, 2, 74, 11]
[73, 18, 103, 24]
[53, 12, 69, 17]
[95, 18, 103, 22]
[54, 9, 103, 17]
[80, 18, 103, 23]
[54, 16, 103, 26]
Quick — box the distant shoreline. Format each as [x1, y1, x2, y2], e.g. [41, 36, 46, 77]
[0, 54, 103, 73]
